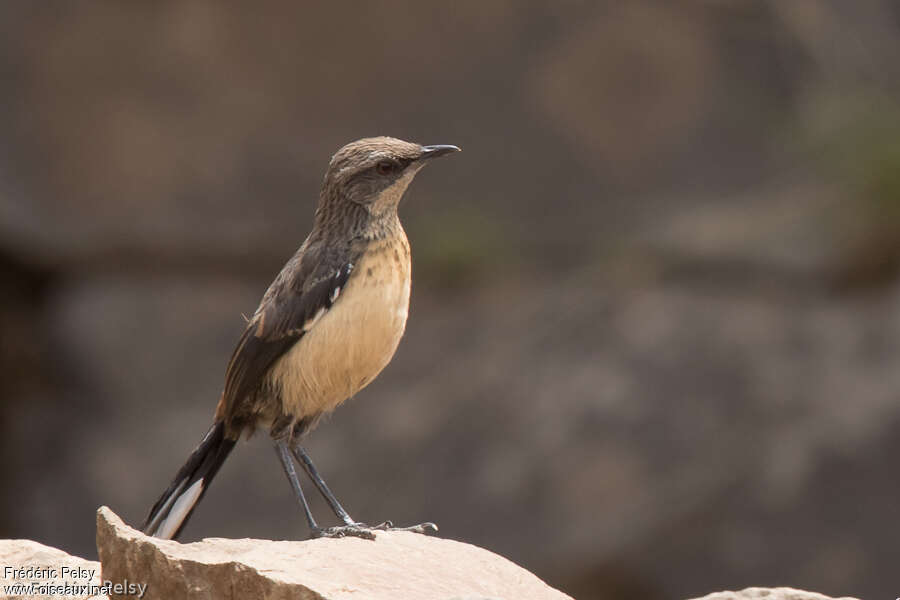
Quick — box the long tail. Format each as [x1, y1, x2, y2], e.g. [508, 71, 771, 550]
[141, 421, 236, 540]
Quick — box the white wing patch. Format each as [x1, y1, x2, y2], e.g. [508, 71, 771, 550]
[330, 263, 352, 304]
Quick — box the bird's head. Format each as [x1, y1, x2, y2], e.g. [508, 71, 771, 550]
[320, 137, 460, 220]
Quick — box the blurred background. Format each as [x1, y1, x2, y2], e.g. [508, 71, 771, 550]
[2, 1, 900, 599]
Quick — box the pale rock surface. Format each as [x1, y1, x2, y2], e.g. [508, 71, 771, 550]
[0, 525, 863, 600]
[95, 506, 572, 600]
[0, 539, 105, 599]
[691, 587, 860, 600]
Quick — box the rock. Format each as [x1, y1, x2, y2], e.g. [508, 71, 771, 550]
[690, 588, 859, 600]
[95, 506, 572, 600]
[0, 539, 105, 599]
[0, 526, 860, 600]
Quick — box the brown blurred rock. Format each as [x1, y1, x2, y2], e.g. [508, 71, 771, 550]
[690, 588, 859, 600]
[2, 2, 900, 599]
[95, 506, 572, 600]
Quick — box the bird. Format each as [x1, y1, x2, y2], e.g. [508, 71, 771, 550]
[141, 136, 460, 541]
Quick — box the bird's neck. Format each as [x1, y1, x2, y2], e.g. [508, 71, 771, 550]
[313, 191, 401, 242]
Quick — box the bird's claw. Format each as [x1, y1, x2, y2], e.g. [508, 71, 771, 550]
[310, 521, 438, 540]
[310, 523, 377, 540]
[376, 521, 439, 535]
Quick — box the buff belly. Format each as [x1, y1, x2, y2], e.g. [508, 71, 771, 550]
[266, 244, 411, 420]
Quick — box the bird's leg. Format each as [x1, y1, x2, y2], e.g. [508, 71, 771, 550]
[290, 445, 355, 526]
[289, 444, 375, 540]
[274, 440, 318, 532]
[290, 444, 438, 539]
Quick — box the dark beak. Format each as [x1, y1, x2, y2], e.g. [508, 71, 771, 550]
[419, 144, 461, 160]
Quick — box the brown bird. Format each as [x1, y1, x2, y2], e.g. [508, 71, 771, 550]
[141, 137, 460, 540]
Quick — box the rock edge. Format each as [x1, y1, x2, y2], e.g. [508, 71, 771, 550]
[0, 519, 860, 600]
[95, 506, 572, 600]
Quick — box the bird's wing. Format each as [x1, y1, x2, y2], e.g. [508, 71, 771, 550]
[218, 240, 356, 426]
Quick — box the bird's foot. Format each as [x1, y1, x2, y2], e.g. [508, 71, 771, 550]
[310, 520, 438, 540]
[310, 523, 378, 540]
[372, 520, 439, 535]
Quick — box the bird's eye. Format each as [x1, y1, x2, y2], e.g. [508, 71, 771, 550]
[376, 160, 398, 176]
